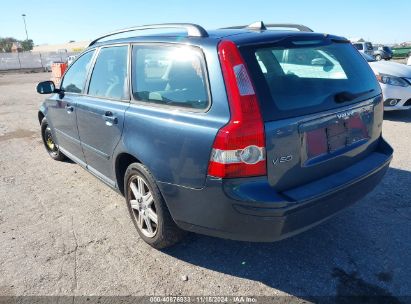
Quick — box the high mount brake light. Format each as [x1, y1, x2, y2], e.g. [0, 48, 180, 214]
[208, 40, 266, 178]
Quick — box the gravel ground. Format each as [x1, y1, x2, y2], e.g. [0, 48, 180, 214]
[0, 72, 410, 301]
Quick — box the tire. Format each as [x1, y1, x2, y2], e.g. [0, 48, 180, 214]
[41, 117, 66, 161]
[375, 54, 382, 61]
[124, 163, 185, 249]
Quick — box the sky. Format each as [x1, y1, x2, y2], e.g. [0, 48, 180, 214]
[1, 0, 410, 45]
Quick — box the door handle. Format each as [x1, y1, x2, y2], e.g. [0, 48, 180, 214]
[65, 104, 74, 113]
[103, 111, 118, 125]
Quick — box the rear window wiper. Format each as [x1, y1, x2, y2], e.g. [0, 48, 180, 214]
[334, 89, 375, 103]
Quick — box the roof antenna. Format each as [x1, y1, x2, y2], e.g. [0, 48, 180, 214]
[247, 21, 267, 31]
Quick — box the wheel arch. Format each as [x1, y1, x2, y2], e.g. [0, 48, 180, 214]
[115, 152, 142, 196]
[38, 111, 45, 125]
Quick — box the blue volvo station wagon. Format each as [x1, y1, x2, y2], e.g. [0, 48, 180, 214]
[37, 22, 393, 248]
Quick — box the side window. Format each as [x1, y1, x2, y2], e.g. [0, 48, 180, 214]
[132, 45, 209, 110]
[353, 43, 363, 51]
[365, 42, 373, 51]
[88, 46, 129, 100]
[61, 51, 94, 93]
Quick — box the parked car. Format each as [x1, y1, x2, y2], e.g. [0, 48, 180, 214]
[392, 46, 411, 59]
[43, 60, 53, 72]
[361, 53, 411, 111]
[352, 41, 374, 57]
[36, 22, 393, 248]
[373, 45, 393, 61]
[67, 55, 76, 66]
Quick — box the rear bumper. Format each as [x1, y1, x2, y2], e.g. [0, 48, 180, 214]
[159, 138, 393, 242]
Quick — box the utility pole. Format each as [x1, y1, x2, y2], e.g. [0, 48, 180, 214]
[22, 14, 29, 40]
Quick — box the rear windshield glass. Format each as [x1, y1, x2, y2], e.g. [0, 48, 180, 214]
[243, 39, 380, 120]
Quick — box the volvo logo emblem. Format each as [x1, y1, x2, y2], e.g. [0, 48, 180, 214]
[336, 110, 355, 119]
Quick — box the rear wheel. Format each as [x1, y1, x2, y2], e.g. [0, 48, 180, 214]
[375, 54, 382, 61]
[41, 117, 66, 161]
[124, 163, 185, 249]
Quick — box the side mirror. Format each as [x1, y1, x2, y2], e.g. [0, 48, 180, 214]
[36, 81, 57, 94]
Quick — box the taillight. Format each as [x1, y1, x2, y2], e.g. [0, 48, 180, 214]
[208, 40, 266, 178]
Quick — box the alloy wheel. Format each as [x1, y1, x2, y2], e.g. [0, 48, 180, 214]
[128, 175, 158, 238]
[44, 126, 58, 157]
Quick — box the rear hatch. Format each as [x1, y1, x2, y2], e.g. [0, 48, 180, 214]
[240, 35, 383, 191]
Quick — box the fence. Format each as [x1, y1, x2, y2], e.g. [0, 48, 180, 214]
[0, 51, 79, 71]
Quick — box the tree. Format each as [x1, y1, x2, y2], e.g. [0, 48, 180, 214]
[0, 37, 17, 52]
[21, 39, 33, 51]
[0, 37, 34, 52]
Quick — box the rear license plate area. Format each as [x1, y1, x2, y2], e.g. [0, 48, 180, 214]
[303, 110, 371, 161]
[326, 120, 348, 152]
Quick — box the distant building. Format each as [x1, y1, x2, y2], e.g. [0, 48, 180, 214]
[33, 40, 90, 53]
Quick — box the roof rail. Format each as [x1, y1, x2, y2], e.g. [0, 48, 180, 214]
[222, 21, 314, 33]
[88, 23, 208, 46]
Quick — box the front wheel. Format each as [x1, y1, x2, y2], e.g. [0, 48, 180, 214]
[375, 54, 382, 61]
[124, 163, 185, 249]
[41, 117, 66, 161]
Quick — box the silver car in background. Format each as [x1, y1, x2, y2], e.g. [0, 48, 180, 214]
[352, 41, 374, 57]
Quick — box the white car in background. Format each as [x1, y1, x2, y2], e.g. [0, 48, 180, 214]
[361, 53, 411, 111]
[67, 55, 76, 66]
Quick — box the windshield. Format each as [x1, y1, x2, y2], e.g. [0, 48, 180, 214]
[242, 39, 380, 120]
